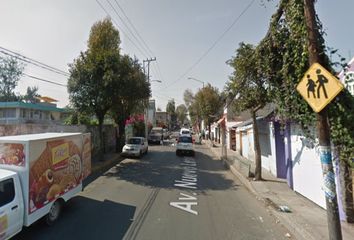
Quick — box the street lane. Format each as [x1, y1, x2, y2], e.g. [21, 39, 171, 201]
[14, 143, 290, 240]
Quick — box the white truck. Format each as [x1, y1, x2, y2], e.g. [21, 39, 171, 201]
[0, 132, 91, 240]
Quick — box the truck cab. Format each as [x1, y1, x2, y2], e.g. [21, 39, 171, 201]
[0, 169, 24, 240]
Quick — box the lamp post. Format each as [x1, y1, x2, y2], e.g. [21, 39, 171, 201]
[150, 80, 162, 83]
[188, 77, 205, 88]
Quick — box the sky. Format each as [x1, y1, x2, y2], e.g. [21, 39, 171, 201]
[0, 0, 353, 109]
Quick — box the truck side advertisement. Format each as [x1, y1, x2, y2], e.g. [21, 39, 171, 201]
[27, 136, 90, 214]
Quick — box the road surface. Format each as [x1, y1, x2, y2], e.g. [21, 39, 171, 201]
[14, 142, 291, 240]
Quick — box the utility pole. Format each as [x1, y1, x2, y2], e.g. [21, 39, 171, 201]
[303, 1, 342, 239]
[143, 57, 156, 139]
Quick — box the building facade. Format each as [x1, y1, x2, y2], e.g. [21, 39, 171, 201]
[0, 101, 69, 124]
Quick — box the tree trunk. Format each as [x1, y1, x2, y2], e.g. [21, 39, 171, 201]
[252, 110, 262, 181]
[117, 120, 126, 153]
[208, 122, 211, 140]
[98, 116, 105, 161]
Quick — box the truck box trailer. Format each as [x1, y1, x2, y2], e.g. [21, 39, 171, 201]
[0, 132, 91, 239]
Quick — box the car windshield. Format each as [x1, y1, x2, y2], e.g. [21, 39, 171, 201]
[128, 138, 141, 144]
[181, 130, 190, 135]
[179, 136, 192, 143]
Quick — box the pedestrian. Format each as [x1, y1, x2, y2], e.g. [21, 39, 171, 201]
[316, 69, 329, 99]
[306, 74, 316, 98]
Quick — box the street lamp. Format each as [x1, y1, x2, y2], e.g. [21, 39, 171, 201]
[188, 77, 205, 88]
[150, 80, 162, 83]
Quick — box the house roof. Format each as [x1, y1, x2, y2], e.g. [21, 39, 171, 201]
[230, 103, 275, 129]
[36, 96, 58, 103]
[227, 103, 275, 122]
[0, 102, 67, 112]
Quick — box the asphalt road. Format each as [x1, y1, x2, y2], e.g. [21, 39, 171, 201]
[14, 142, 291, 240]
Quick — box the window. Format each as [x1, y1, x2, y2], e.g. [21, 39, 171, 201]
[0, 178, 15, 207]
[128, 138, 142, 144]
[21, 109, 26, 118]
[179, 136, 192, 143]
[0, 109, 16, 118]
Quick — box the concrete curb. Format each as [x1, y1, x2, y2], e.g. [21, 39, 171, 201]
[91, 154, 122, 174]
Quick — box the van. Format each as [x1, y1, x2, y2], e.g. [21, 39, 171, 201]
[179, 128, 191, 136]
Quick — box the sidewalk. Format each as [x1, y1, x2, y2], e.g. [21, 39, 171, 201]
[206, 140, 354, 240]
[91, 152, 122, 174]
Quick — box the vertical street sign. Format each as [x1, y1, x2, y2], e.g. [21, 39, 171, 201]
[296, 63, 344, 113]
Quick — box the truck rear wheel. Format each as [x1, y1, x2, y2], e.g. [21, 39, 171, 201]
[46, 199, 62, 226]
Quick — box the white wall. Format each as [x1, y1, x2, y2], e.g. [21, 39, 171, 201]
[259, 121, 277, 176]
[291, 124, 326, 208]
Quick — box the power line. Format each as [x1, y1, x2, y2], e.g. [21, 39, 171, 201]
[95, 0, 149, 58]
[106, 0, 151, 58]
[23, 73, 67, 87]
[0, 46, 69, 77]
[113, 0, 154, 57]
[162, 0, 256, 90]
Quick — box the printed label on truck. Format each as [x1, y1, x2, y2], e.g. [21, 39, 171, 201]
[0, 214, 8, 240]
[51, 142, 69, 170]
[0, 143, 25, 167]
[29, 138, 83, 214]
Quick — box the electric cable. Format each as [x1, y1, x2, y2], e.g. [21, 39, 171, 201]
[161, 0, 256, 90]
[95, 0, 149, 59]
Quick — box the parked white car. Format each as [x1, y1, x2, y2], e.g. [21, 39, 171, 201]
[176, 134, 195, 156]
[122, 137, 148, 158]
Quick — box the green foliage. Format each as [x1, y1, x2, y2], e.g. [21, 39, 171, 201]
[22, 86, 40, 103]
[0, 56, 24, 101]
[64, 111, 95, 126]
[166, 99, 177, 126]
[176, 104, 188, 125]
[183, 89, 195, 108]
[68, 18, 120, 125]
[227, 42, 269, 113]
[249, 0, 354, 166]
[194, 84, 223, 126]
[109, 54, 150, 128]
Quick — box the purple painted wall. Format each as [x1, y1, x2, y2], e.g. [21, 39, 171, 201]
[274, 122, 287, 179]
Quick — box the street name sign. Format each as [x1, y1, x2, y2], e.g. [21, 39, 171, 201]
[296, 63, 344, 112]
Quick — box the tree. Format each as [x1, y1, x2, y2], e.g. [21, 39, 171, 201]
[109, 54, 150, 151]
[183, 89, 195, 108]
[176, 104, 188, 126]
[194, 84, 223, 138]
[166, 99, 177, 129]
[68, 18, 121, 157]
[23, 86, 40, 103]
[0, 56, 23, 102]
[226, 42, 269, 181]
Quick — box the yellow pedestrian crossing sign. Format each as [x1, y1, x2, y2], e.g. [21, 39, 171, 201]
[296, 63, 344, 113]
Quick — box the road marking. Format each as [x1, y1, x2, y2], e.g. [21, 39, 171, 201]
[178, 192, 197, 201]
[170, 200, 198, 215]
[170, 157, 199, 215]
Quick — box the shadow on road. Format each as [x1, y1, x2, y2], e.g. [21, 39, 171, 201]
[104, 145, 238, 191]
[13, 196, 135, 240]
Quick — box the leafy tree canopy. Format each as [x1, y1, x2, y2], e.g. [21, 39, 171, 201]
[0, 56, 24, 102]
[68, 17, 120, 124]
